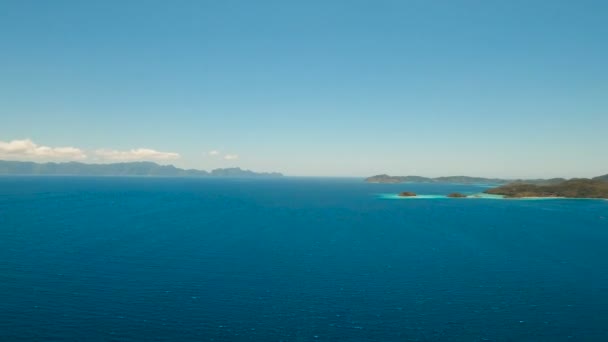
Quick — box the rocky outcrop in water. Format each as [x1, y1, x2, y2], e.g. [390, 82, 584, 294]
[447, 192, 467, 198]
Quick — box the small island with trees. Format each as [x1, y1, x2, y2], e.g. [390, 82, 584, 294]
[447, 192, 467, 198]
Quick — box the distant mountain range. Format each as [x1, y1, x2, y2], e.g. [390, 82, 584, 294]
[364, 174, 567, 185]
[0, 160, 283, 177]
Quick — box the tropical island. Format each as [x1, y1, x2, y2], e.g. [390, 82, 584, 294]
[0, 160, 283, 178]
[373, 173, 608, 199]
[484, 178, 608, 199]
[365, 174, 566, 185]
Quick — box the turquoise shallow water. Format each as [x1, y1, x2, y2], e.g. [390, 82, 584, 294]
[379, 193, 602, 200]
[1, 177, 608, 341]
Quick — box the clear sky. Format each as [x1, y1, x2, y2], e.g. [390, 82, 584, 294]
[1, 1, 607, 178]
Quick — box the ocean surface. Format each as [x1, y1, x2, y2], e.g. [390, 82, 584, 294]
[1, 177, 608, 341]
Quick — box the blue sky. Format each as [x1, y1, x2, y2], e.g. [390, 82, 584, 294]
[1, 1, 607, 177]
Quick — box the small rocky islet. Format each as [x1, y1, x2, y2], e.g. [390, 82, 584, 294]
[396, 192, 469, 198]
[447, 192, 467, 198]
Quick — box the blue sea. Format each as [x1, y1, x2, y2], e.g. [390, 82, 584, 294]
[1, 177, 608, 341]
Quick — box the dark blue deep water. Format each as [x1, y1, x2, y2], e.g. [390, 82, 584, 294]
[1, 177, 608, 341]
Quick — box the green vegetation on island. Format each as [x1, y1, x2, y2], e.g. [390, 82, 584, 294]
[593, 174, 608, 182]
[382, 173, 608, 199]
[0, 160, 283, 178]
[366, 174, 572, 185]
[447, 192, 467, 198]
[484, 178, 608, 199]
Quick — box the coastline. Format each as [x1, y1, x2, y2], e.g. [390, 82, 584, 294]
[378, 193, 608, 201]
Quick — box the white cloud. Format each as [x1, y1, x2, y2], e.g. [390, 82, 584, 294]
[0, 139, 182, 164]
[208, 150, 220, 156]
[95, 148, 180, 162]
[224, 154, 239, 160]
[0, 139, 86, 160]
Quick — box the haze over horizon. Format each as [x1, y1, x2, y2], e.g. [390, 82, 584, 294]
[1, 1, 607, 178]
